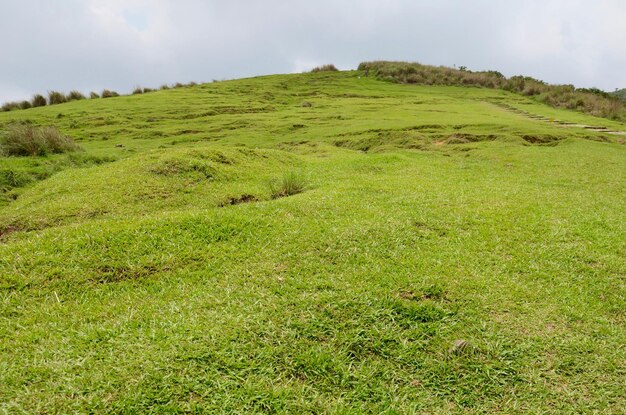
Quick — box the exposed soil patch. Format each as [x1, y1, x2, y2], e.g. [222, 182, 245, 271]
[219, 194, 259, 206]
[0, 224, 23, 241]
[179, 106, 275, 120]
[446, 133, 498, 143]
[520, 135, 560, 144]
[94, 264, 165, 283]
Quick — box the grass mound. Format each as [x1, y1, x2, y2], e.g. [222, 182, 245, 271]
[0, 124, 81, 156]
[0, 146, 299, 234]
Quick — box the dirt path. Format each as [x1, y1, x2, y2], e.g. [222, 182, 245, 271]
[488, 101, 626, 136]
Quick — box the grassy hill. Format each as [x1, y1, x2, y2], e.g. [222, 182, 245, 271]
[1, 69, 625, 413]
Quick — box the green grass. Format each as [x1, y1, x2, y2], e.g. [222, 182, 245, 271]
[0, 70, 625, 414]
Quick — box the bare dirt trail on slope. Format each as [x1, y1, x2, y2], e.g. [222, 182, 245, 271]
[488, 101, 626, 137]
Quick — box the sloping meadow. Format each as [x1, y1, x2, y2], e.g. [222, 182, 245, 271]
[0, 70, 625, 413]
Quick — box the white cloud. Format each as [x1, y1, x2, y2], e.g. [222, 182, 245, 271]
[1, 0, 625, 102]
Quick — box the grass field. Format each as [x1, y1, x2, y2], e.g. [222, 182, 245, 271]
[1, 70, 625, 414]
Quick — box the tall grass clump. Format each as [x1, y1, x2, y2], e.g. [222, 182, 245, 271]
[101, 89, 119, 98]
[359, 61, 626, 121]
[48, 91, 67, 105]
[31, 94, 47, 107]
[67, 91, 86, 101]
[311, 64, 339, 72]
[1, 102, 21, 112]
[0, 124, 81, 156]
[268, 171, 307, 199]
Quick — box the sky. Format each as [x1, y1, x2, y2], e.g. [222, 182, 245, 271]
[1, 0, 626, 102]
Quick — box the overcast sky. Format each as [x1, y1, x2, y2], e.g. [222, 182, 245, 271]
[2, 0, 625, 102]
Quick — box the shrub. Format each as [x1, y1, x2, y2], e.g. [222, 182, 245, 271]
[67, 90, 86, 101]
[90, 91, 100, 99]
[311, 64, 339, 72]
[268, 171, 307, 199]
[19, 101, 32, 110]
[611, 88, 626, 103]
[1, 102, 20, 112]
[0, 124, 81, 156]
[132, 87, 143, 95]
[101, 89, 119, 98]
[160, 84, 170, 90]
[143, 87, 154, 93]
[48, 91, 67, 105]
[32, 94, 47, 107]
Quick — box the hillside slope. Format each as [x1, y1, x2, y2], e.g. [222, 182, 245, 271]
[1, 71, 625, 414]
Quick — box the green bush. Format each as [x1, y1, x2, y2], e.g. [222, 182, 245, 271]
[268, 171, 307, 199]
[132, 87, 144, 95]
[89, 92, 100, 99]
[19, 101, 32, 110]
[0, 124, 81, 156]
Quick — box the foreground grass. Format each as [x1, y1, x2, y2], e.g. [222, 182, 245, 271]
[0, 71, 625, 413]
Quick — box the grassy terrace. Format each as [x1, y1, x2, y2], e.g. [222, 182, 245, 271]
[1, 71, 625, 413]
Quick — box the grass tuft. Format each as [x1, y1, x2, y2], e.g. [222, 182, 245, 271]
[48, 91, 67, 105]
[101, 89, 119, 98]
[0, 124, 81, 156]
[67, 91, 86, 101]
[268, 171, 307, 199]
[311, 64, 339, 72]
[31, 94, 47, 107]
